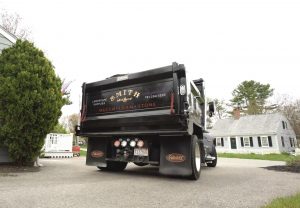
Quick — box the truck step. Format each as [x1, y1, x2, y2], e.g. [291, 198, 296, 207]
[205, 156, 216, 161]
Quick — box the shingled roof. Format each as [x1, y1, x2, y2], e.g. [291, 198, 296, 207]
[210, 113, 285, 137]
[0, 25, 17, 42]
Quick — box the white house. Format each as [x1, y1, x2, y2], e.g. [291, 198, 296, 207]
[42, 133, 74, 158]
[210, 112, 297, 154]
[0, 25, 17, 163]
[0, 25, 16, 52]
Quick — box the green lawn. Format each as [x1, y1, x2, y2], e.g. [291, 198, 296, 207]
[263, 193, 300, 208]
[218, 153, 293, 162]
[80, 150, 87, 157]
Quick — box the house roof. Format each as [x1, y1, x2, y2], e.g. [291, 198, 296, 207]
[210, 113, 285, 137]
[0, 25, 17, 43]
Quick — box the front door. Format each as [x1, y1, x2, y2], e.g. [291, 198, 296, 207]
[230, 137, 237, 149]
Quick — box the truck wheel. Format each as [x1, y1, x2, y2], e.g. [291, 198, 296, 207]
[98, 161, 127, 171]
[207, 145, 217, 167]
[134, 162, 148, 167]
[190, 135, 201, 180]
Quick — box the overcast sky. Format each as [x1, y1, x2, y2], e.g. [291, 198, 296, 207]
[1, 0, 300, 116]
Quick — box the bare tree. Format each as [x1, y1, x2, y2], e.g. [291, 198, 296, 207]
[213, 99, 229, 119]
[275, 94, 300, 146]
[67, 113, 80, 134]
[61, 114, 79, 134]
[0, 10, 31, 39]
[61, 79, 73, 105]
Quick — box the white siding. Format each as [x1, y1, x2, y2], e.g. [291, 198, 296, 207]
[276, 116, 297, 153]
[0, 28, 15, 52]
[212, 114, 297, 154]
[0, 30, 15, 163]
[0, 147, 13, 163]
[215, 135, 281, 154]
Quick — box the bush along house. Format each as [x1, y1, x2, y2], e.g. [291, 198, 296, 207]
[210, 110, 297, 154]
[0, 25, 16, 163]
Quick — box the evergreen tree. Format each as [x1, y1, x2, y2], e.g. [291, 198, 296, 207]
[0, 40, 65, 164]
[231, 80, 273, 115]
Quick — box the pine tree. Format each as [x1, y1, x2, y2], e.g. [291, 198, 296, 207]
[0, 40, 65, 164]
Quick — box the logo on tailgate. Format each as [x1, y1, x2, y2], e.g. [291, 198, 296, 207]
[110, 89, 141, 103]
[91, 150, 104, 158]
[166, 153, 186, 163]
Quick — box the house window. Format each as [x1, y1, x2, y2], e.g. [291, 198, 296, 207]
[261, 136, 270, 147]
[50, 136, 57, 145]
[244, 137, 250, 147]
[290, 138, 295, 147]
[282, 121, 285, 129]
[241, 137, 253, 147]
[216, 138, 224, 147]
[281, 136, 285, 147]
[285, 122, 288, 129]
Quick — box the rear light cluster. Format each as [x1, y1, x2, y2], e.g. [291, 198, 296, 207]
[114, 138, 144, 148]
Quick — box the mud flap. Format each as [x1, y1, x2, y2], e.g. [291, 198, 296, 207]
[159, 136, 192, 176]
[86, 138, 107, 167]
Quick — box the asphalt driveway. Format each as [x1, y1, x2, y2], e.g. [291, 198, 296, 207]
[0, 157, 299, 208]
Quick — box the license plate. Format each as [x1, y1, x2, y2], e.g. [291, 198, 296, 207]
[134, 148, 148, 156]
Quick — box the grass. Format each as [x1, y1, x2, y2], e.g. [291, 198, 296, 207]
[263, 193, 300, 208]
[287, 155, 300, 166]
[80, 150, 87, 157]
[218, 153, 294, 162]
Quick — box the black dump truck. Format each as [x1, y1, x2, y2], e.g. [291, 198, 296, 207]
[76, 62, 217, 180]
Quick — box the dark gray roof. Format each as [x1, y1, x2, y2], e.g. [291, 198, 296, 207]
[210, 113, 284, 136]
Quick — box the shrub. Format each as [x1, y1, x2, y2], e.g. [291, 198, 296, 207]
[286, 155, 300, 166]
[0, 40, 65, 165]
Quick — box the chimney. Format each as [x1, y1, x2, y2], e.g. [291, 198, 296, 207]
[233, 108, 241, 120]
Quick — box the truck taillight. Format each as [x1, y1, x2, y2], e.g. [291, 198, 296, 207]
[114, 140, 121, 147]
[137, 140, 144, 148]
[129, 140, 136, 147]
[121, 140, 127, 147]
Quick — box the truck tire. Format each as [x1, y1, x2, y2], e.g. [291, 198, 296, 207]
[190, 135, 201, 180]
[134, 162, 148, 167]
[207, 145, 217, 167]
[98, 161, 128, 171]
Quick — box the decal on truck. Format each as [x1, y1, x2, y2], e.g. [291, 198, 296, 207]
[87, 80, 173, 115]
[91, 150, 104, 158]
[109, 89, 141, 103]
[166, 153, 186, 163]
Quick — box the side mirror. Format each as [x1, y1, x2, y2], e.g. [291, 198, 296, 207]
[208, 102, 215, 117]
